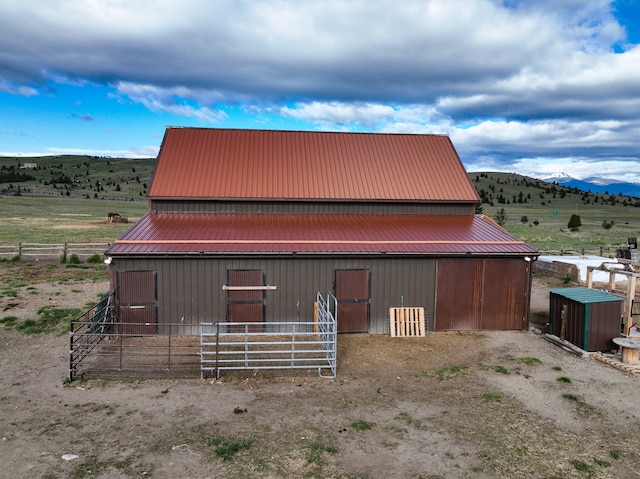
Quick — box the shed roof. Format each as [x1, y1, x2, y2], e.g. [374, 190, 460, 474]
[148, 128, 480, 203]
[107, 213, 537, 256]
[549, 287, 623, 303]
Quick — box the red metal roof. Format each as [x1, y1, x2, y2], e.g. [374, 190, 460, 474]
[107, 213, 537, 256]
[148, 128, 480, 203]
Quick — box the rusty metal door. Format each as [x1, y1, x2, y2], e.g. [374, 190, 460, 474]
[227, 270, 265, 332]
[435, 259, 482, 330]
[116, 270, 157, 335]
[481, 259, 528, 330]
[335, 269, 370, 333]
[435, 258, 529, 331]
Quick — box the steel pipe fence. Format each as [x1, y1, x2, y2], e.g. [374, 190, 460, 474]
[69, 291, 338, 381]
[200, 291, 338, 379]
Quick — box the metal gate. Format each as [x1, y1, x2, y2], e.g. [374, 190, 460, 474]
[200, 291, 338, 378]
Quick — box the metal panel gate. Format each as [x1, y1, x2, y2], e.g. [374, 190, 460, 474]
[200, 291, 337, 378]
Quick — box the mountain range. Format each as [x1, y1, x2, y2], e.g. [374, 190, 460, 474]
[540, 173, 640, 198]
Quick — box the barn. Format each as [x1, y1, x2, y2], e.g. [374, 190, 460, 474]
[105, 127, 538, 336]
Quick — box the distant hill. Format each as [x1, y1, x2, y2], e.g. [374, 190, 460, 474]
[540, 173, 640, 198]
[0, 155, 155, 201]
[467, 171, 640, 210]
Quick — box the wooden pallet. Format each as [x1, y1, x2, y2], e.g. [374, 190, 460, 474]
[389, 307, 425, 337]
[591, 352, 640, 376]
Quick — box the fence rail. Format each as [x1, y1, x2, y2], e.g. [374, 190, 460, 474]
[0, 243, 626, 262]
[536, 246, 624, 257]
[0, 242, 109, 260]
[69, 291, 338, 381]
[200, 291, 338, 379]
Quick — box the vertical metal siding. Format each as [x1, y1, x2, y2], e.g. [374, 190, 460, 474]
[588, 302, 622, 351]
[112, 255, 530, 334]
[150, 199, 475, 215]
[111, 256, 438, 335]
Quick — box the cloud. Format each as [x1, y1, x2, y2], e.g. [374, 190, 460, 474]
[0, 0, 639, 179]
[112, 82, 228, 123]
[0, 79, 38, 96]
[69, 113, 95, 122]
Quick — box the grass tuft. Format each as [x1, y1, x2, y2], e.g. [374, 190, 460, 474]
[609, 449, 623, 460]
[569, 459, 593, 474]
[483, 392, 502, 402]
[351, 420, 375, 431]
[517, 357, 542, 365]
[482, 365, 510, 374]
[427, 365, 469, 381]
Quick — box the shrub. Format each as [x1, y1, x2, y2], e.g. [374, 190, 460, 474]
[86, 253, 102, 264]
[68, 253, 81, 264]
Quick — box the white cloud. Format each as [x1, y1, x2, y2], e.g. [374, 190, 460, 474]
[0, 79, 38, 96]
[113, 82, 228, 123]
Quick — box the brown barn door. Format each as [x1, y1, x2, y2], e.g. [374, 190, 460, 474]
[435, 258, 529, 331]
[481, 259, 528, 330]
[227, 270, 265, 332]
[116, 270, 157, 335]
[335, 269, 370, 333]
[435, 259, 482, 330]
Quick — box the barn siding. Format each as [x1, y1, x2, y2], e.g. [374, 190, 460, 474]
[150, 199, 475, 216]
[110, 256, 438, 335]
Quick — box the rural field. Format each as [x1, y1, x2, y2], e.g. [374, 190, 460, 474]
[1, 156, 640, 478]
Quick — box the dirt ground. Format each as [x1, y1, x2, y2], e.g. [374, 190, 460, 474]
[1, 274, 639, 479]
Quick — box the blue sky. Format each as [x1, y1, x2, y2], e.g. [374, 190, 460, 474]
[1, 0, 639, 182]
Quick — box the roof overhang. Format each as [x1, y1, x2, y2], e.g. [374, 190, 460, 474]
[106, 212, 538, 258]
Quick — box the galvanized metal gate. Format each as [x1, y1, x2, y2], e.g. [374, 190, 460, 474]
[200, 291, 337, 378]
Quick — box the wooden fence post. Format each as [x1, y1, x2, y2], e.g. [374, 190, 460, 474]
[18, 242, 22, 260]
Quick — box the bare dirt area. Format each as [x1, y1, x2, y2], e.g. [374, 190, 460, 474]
[1, 274, 640, 479]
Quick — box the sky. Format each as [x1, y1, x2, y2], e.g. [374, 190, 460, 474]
[1, 0, 640, 183]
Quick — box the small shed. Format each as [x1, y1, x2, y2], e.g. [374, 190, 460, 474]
[549, 287, 623, 352]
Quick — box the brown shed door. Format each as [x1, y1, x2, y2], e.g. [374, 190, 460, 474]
[335, 269, 370, 333]
[116, 270, 157, 335]
[227, 270, 265, 332]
